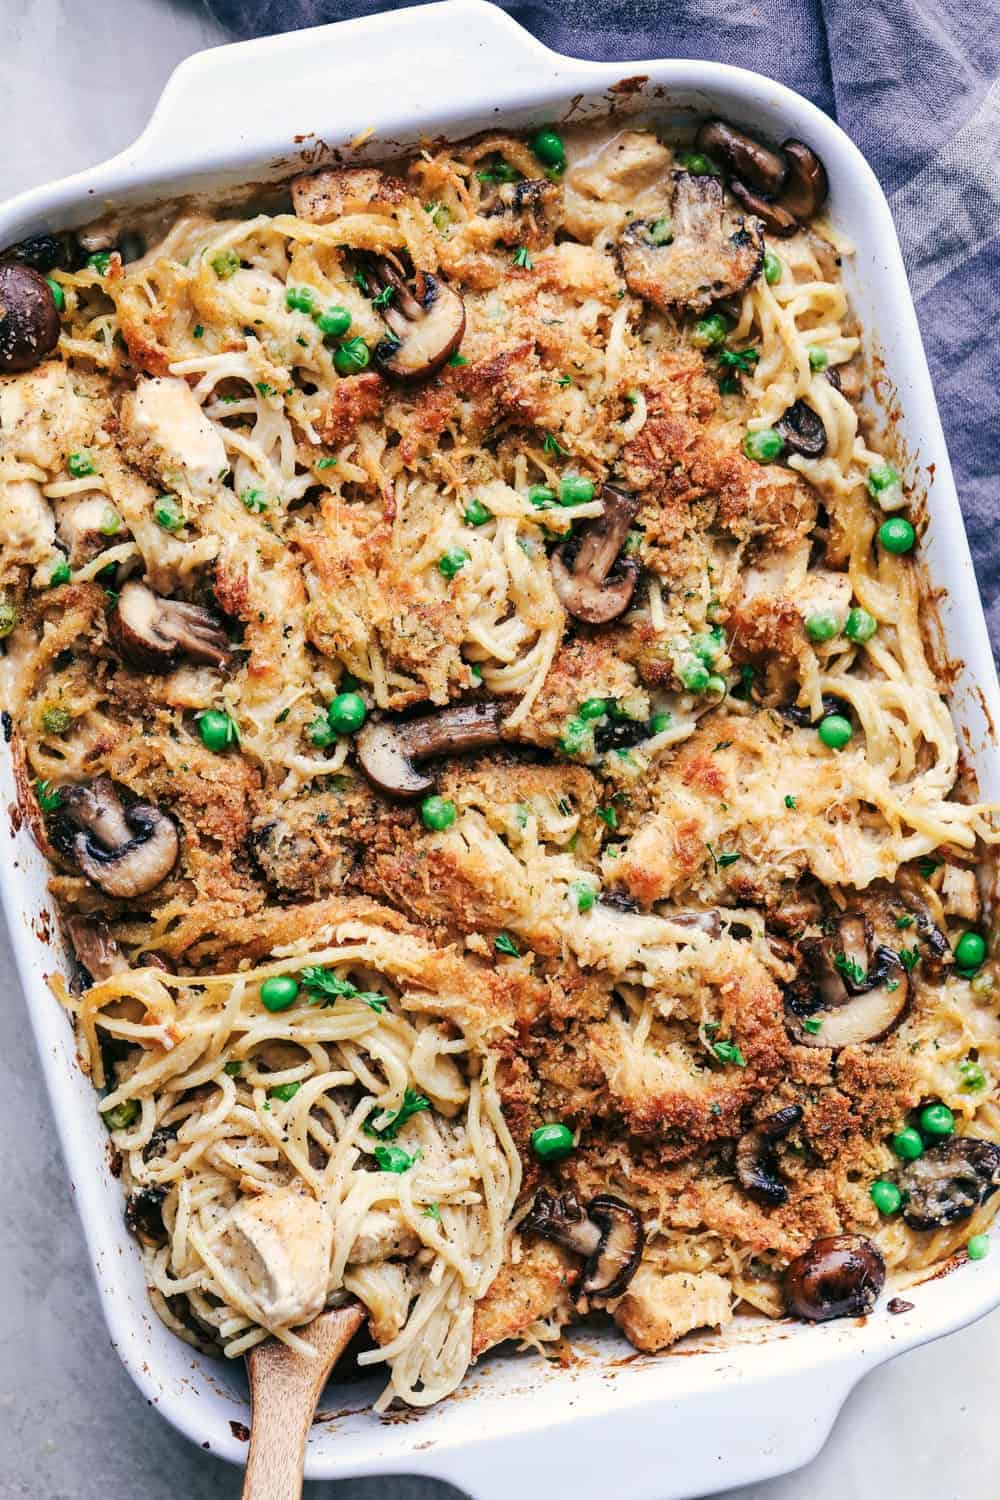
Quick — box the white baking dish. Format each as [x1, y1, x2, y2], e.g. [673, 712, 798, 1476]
[2, 2, 998, 1493]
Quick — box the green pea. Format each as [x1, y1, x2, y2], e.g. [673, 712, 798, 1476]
[307, 715, 335, 747]
[692, 313, 729, 349]
[559, 715, 591, 756]
[647, 218, 673, 245]
[209, 248, 240, 279]
[805, 611, 840, 643]
[269, 1081, 302, 1102]
[680, 661, 711, 693]
[579, 698, 607, 721]
[845, 607, 877, 643]
[676, 151, 717, 176]
[571, 881, 596, 913]
[101, 1098, 139, 1131]
[438, 546, 469, 579]
[763, 251, 783, 285]
[197, 709, 238, 752]
[954, 932, 986, 971]
[0, 602, 17, 638]
[967, 1234, 991, 1261]
[959, 1059, 987, 1093]
[260, 974, 299, 1012]
[818, 714, 853, 749]
[918, 1103, 954, 1138]
[531, 128, 566, 171]
[327, 691, 367, 735]
[691, 627, 725, 663]
[867, 462, 902, 507]
[891, 1127, 924, 1161]
[807, 346, 829, 372]
[878, 517, 915, 554]
[154, 494, 184, 531]
[315, 305, 352, 338]
[464, 498, 492, 526]
[99, 506, 121, 537]
[705, 673, 727, 696]
[650, 712, 673, 734]
[334, 337, 370, 375]
[530, 1122, 574, 1162]
[421, 795, 457, 831]
[742, 428, 784, 464]
[45, 277, 65, 313]
[870, 1180, 902, 1215]
[528, 485, 556, 508]
[559, 475, 595, 506]
[49, 560, 71, 587]
[285, 285, 315, 314]
[67, 450, 97, 478]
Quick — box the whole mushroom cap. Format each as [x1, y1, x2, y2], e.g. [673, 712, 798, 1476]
[0, 263, 60, 373]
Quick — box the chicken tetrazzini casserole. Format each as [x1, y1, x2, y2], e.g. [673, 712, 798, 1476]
[1, 117, 998, 1411]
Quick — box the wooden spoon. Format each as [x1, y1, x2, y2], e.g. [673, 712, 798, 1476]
[242, 1301, 365, 1500]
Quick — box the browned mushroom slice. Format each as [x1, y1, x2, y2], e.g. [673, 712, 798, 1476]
[550, 484, 639, 625]
[619, 173, 764, 314]
[780, 141, 830, 221]
[776, 400, 827, 458]
[366, 257, 465, 381]
[109, 580, 233, 672]
[520, 1189, 644, 1308]
[736, 1104, 804, 1206]
[356, 699, 507, 799]
[65, 915, 129, 984]
[0, 263, 60, 373]
[787, 952, 909, 1049]
[728, 181, 800, 239]
[57, 776, 179, 898]
[783, 1235, 885, 1321]
[125, 1186, 169, 1246]
[481, 178, 562, 248]
[696, 120, 788, 196]
[899, 1138, 1000, 1230]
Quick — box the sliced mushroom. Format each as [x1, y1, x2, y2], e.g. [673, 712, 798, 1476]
[125, 1186, 168, 1246]
[365, 256, 465, 381]
[736, 1104, 804, 1206]
[551, 483, 639, 624]
[695, 121, 787, 195]
[899, 1138, 1000, 1230]
[776, 400, 827, 458]
[619, 173, 764, 314]
[697, 122, 829, 238]
[520, 1189, 644, 1307]
[56, 776, 179, 897]
[779, 693, 851, 727]
[356, 699, 507, 798]
[0, 263, 60, 373]
[783, 1234, 885, 1321]
[780, 142, 830, 222]
[2, 231, 80, 273]
[666, 907, 724, 938]
[787, 913, 910, 1048]
[594, 716, 651, 752]
[482, 178, 562, 248]
[65, 915, 129, 986]
[109, 580, 233, 672]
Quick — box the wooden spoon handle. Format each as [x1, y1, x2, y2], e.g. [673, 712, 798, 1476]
[242, 1303, 364, 1500]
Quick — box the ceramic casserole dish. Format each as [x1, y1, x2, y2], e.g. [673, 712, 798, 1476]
[2, 2, 998, 1493]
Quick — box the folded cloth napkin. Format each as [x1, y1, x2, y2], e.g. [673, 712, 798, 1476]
[204, 0, 1000, 653]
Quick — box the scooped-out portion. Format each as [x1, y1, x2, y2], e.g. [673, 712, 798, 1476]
[1, 112, 997, 1413]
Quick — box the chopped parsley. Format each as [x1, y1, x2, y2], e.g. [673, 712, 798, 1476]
[555, 373, 573, 388]
[898, 947, 921, 972]
[448, 352, 468, 366]
[895, 914, 915, 929]
[374, 1144, 420, 1173]
[542, 431, 567, 458]
[254, 381, 275, 397]
[299, 965, 387, 1012]
[596, 806, 618, 830]
[371, 284, 396, 310]
[802, 1016, 823, 1034]
[240, 488, 267, 513]
[833, 951, 868, 987]
[316, 457, 337, 469]
[494, 933, 520, 958]
[718, 347, 760, 373]
[35, 778, 62, 812]
[422, 1203, 442, 1221]
[784, 794, 797, 809]
[476, 157, 520, 184]
[917, 857, 940, 880]
[364, 1087, 430, 1140]
[706, 842, 740, 871]
[712, 1039, 747, 1067]
[192, 324, 204, 339]
[512, 246, 533, 269]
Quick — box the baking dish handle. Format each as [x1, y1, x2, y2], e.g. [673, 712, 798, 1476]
[123, 0, 593, 182]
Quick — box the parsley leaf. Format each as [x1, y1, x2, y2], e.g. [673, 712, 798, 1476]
[494, 933, 520, 958]
[364, 1087, 430, 1140]
[35, 778, 62, 813]
[718, 347, 760, 373]
[299, 965, 387, 1012]
[898, 946, 921, 972]
[371, 284, 396, 310]
[712, 1039, 747, 1067]
[512, 246, 533, 269]
[784, 794, 797, 809]
[833, 951, 868, 987]
[542, 431, 567, 458]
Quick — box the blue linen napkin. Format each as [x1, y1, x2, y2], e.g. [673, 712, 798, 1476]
[203, 0, 1000, 656]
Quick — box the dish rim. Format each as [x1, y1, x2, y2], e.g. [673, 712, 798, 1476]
[2, 3, 998, 1494]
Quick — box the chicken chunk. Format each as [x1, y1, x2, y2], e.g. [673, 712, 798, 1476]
[119, 377, 228, 496]
[291, 166, 408, 223]
[214, 1187, 333, 1327]
[346, 1209, 421, 1266]
[613, 1266, 733, 1352]
[471, 1238, 573, 1357]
